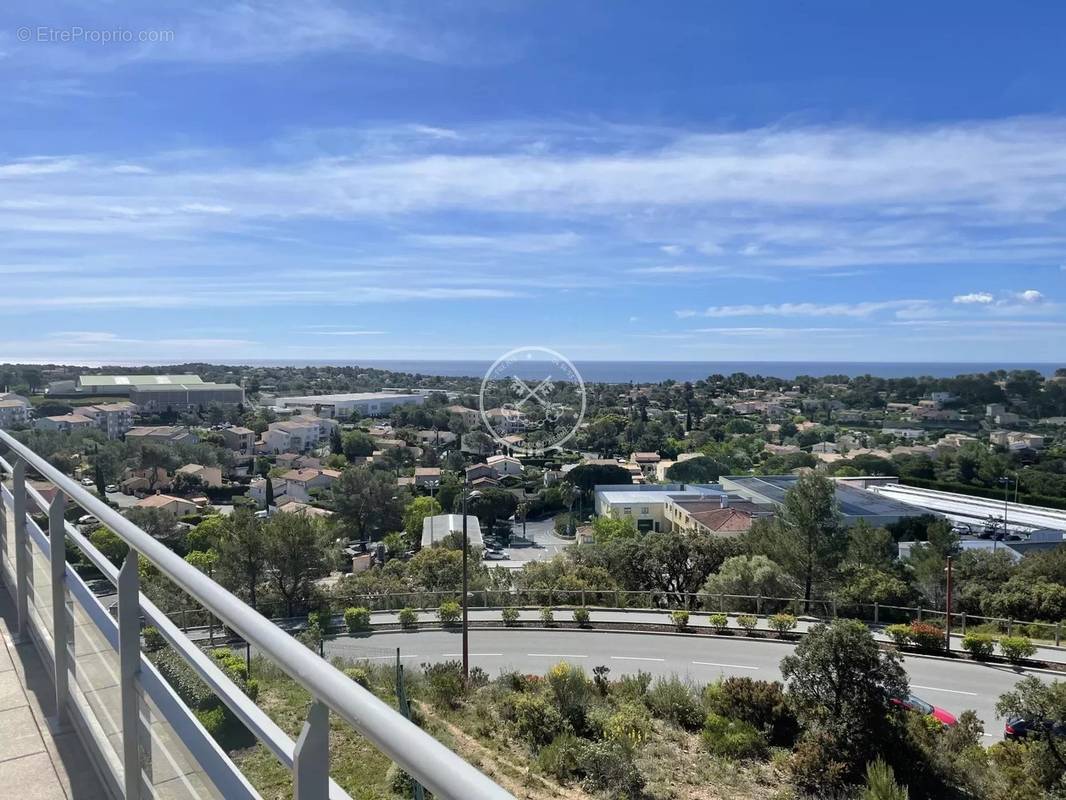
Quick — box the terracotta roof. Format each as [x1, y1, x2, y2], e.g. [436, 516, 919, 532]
[135, 494, 191, 509]
[688, 507, 756, 532]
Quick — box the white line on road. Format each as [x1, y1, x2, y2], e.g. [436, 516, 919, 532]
[910, 684, 978, 696]
[441, 653, 503, 657]
[359, 654, 420, 660]
[611, 656, 665, 662]
[692, 661, 760, 670]
[528, 653, 588, 659]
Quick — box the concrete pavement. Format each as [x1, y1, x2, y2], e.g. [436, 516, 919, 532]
[324, 627, 1051, 741]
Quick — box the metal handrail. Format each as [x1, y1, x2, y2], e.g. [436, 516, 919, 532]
[0, 430, 513, 800]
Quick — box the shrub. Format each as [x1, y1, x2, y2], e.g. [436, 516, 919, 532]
[345, 667, 370, 689]
[537, 732, 583, 781]
[344, 606, 371, 633]
[142, 626, 165, 652]
[386, 763, 416, 796]
[397, 607, 418, 629]
[604, 702, 653, 748]
[704, 677, 798, 747]
[999, 636, 1036, 663]
[861, 757, 908, 800]
[422, 660, 466, 709]
[790, 732, 850, 797]
[961, 632, 996, 660]
[670, 609, 690, 631]
[702, 713, 768, 760]
[540, 607, 555, 627]
[768, 613, 797, 637]
[592, 665, 611, 696]
[501, 606, 520, 626]
[736, 614, 758, 635]
[196, 705, 228, 739]
[709, 612, 729, 633]
[547, 662, 590, 730]
[885, 623, 912, 647]
[469, 666, 489, 688]
[572, 606, 591, 627]
[907, 621, 946, 653]
[511, 692, 563, 746]
[575, 740, 644, 797]
[437, 600, 461, 625]
[308, 608, 332, 634]
[645, 675, 703, 730]
[614, 670, 652, 702]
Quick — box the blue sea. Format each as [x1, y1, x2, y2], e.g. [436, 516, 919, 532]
[232, 359, 1062, 383]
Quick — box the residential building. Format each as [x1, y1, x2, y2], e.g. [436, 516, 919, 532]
[129, 382, 245, 411]
[629, 452, 661, 478]
[667, 497, 771, 537]
[465, 463, 497, 483]
[120, 467, 172, 495]
[413, 467, 442, 488]
[0, 393, 31, 428]
[263, 415, 338, 453]
[654, 452, 702, 481]
[986, 403, 1007, 419]
[79, 401, 137, 439]
[249, 478, 291, 507]
[484, 407, 527, 433]
[421, 514, 483, 549]
[989, 429, 1011, 447]
[221, 426, 255, 454]
[417, 429, 458, 446]
[486, 454, 523, 477]
[133, 494, 198, 518]
[34, 413, 95, 433]
[125, 425, 199, 445]
[274, 392, 425, 419]
[446, 405, 481, 427]
[936, 433, 979, 454]
[275, 501, 334, 519]
[881, 426, 925, 440]
[174, 464, 223, 489]
[278, 468, 342, 503]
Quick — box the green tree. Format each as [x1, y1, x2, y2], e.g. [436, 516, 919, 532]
[215, 509, 267, 610]
[329, 426, 344, 456]
[332, 466, 402, 543]
[262, 512, 328, 616]
[781, 620, 908, 783]
[754, 473, 844, 604]
[563, 463, 632, 493]
[664, 455, 728, 483]
[403, 495, 443, 543]
[341, 430, 375, 460]
[90, 527, 129, 564]
[996, 677, 1066, 780]
[701, 555, 798, 610]
[465, 487, 519, 532]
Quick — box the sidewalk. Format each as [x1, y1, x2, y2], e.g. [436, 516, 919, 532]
[359, 607, 1066, 666]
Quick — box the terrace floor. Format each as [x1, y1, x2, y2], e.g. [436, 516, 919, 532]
[0, 584, 110, 800]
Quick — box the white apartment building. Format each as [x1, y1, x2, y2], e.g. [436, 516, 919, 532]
[35, 413, 95, 433]
[0, 393, 31, 429]
[80, 402, 137, 439]
[262, 415, 338, 453]
[274, 392, 425, 419]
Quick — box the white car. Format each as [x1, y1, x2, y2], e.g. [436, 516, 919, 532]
[484, 549, 510, 560]
[80, 477, 95, 487]
[105, 484, 119, 493]
[77, 515, 97, 526]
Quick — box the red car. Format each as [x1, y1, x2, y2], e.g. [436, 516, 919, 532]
[892, 693, 957, 726]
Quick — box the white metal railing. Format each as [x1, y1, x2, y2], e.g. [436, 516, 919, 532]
[0, 430, 513, 800]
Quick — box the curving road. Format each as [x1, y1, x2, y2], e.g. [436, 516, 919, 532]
[324, 628, 1058, 740]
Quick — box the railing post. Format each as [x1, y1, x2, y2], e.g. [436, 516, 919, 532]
[0, 468, 7, 568]
[118, 551, 143, 799]
[756, 594, 762, 615]
[294, 699, 330, 800]
[12, 459, 29, 640]
[49, 494, 70, 728]
[961, 612, 967, 636]
[1008, 617, 1014, 637]
[917, 606, 923, 623]
[831, 598, 837, 619]
[1057, 622, 1061, 648]
[874, 602, 879, 625]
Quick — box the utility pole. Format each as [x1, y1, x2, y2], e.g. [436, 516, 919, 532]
[944, 556, 953, 651]
[461, 485, 469, 681]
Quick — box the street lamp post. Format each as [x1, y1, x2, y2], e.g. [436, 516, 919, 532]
[944, 556, 953, 651]
[460, 485, 481, 682]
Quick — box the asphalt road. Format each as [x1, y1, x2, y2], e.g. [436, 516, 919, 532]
[324, 628, 1054, 740]
[494, 515, 572, 567]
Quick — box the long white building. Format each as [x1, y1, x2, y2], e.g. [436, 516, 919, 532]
[274, 392, 425, 418]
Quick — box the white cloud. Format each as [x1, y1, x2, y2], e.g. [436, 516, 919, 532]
[660, 244, 684, 256]
[1017, 289, 1044, 303]
[628, 265, 714, 275]
[676, 300, 928, 318]
[953, 292, 995, 304]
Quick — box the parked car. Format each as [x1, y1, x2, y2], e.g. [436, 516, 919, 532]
[76, 514, 97, 526]
[892, 694, 957, 726]
[80, 477, 95, 486]
[1005, 717, 1066, 741]
[483, 549, 510, 560]
[105, 484, 119, 493]
[951, 523, 972, 535]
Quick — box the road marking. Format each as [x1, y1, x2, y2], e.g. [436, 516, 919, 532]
[528, 653, 588, 659]
[611, 656, 665, 662]
[910, 684, 977, 696]
[441, 653, 503, 657]
[692, 661, 760, 670]
[360, 654, 420, 660]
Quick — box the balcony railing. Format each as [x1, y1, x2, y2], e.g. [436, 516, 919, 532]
[0, 429, 513, 800]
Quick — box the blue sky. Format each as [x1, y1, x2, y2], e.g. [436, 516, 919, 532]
[1, 0, 1065, 364]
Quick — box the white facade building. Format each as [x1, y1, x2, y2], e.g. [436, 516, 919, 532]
[274, 392, 425, 419]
